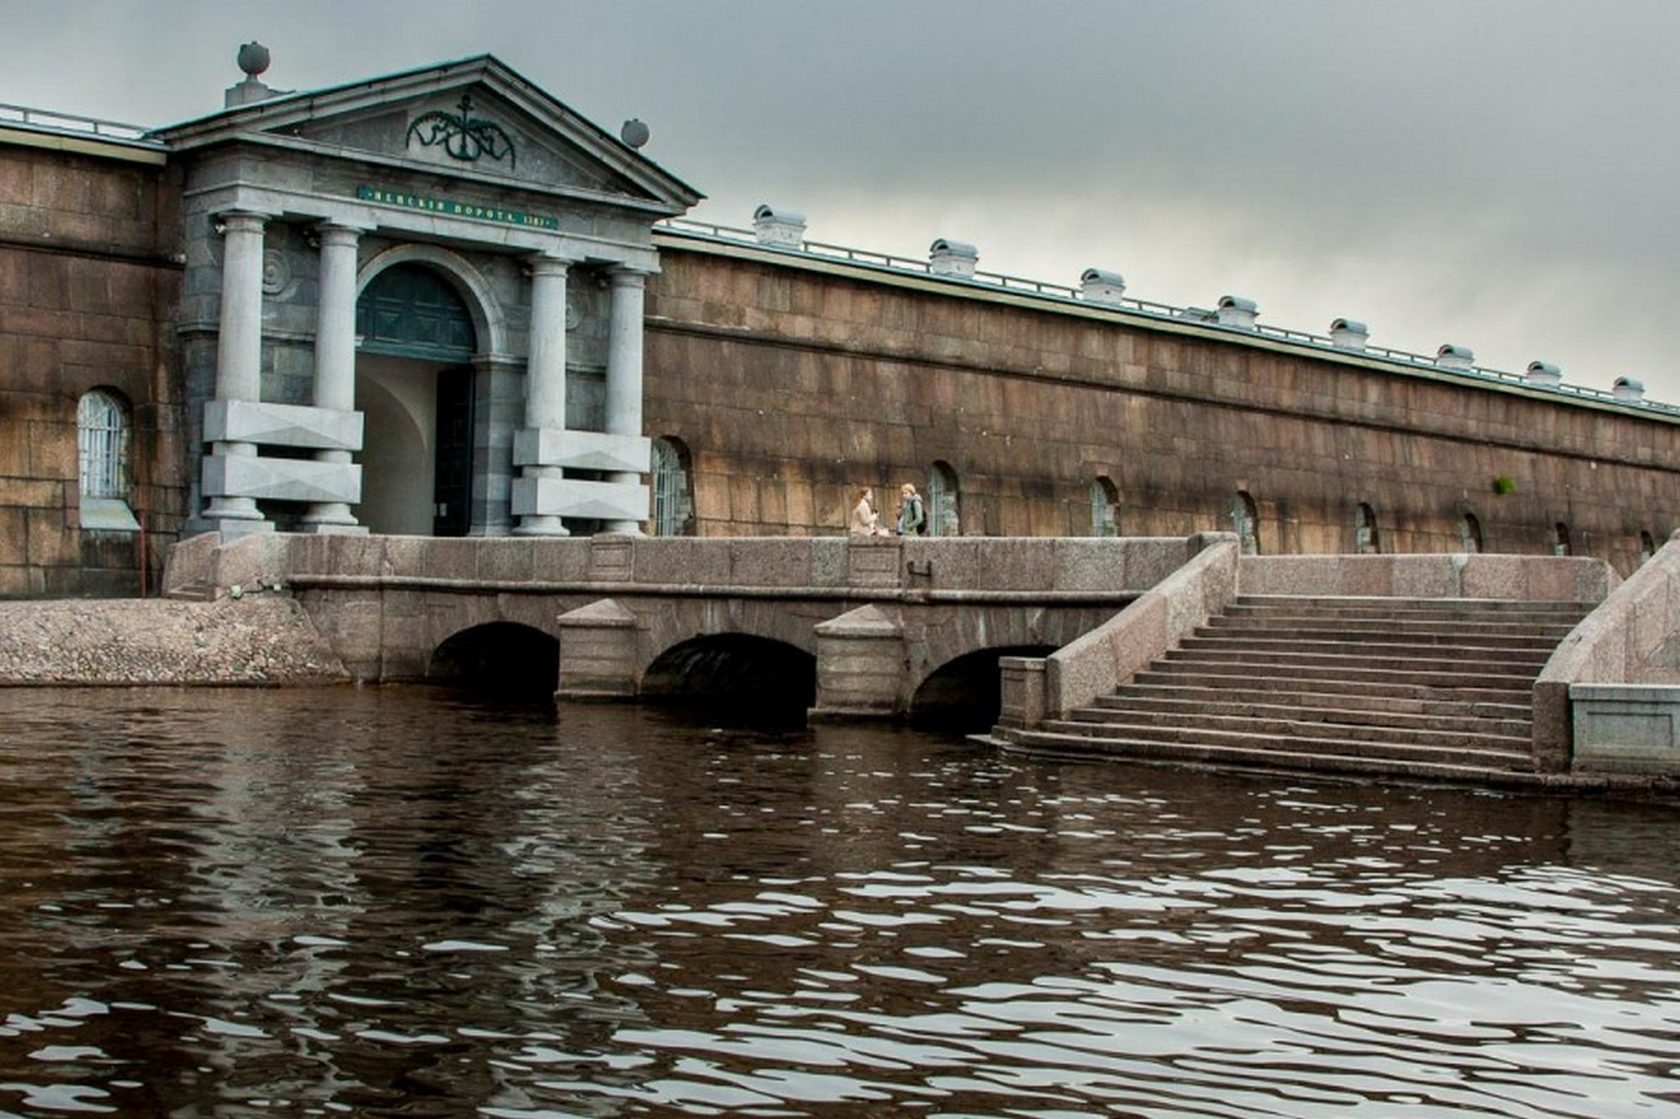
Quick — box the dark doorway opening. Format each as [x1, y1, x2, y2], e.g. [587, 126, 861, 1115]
[433, 366, 474, 537]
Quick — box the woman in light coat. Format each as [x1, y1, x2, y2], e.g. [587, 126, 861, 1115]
[849, 487, 884, 536]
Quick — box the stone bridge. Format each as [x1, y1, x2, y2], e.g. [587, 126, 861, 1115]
[165, 531, 1222, 720]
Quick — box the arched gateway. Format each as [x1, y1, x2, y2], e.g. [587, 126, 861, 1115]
[354, 261, 480, 535]
[171, 54, 702, 541]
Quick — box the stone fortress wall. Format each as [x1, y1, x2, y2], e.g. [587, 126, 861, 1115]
[5, 72, 1680, 598]
[0, 140, 189, 596]
[645, 235, 1680, 574]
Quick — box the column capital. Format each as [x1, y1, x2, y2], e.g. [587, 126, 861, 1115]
[311, 221, 372, 248]
[525, 252, 576, 278]
[212, 210, 272, 237]
[607, 264, 654, 287]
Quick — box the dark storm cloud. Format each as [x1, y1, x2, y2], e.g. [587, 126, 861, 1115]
[6, 0, 1677, 396]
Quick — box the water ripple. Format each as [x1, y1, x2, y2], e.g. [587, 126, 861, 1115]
[0, 688, 1677, 1117]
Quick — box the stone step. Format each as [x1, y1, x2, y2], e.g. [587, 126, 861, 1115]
[1235, 595, 1591, 615]
[998, 592, 1590, 786]
[1038, 718, 1531, 767]
[1091, 689, 1531, 735]
[1057, 705, 1530, 751]
[1006, 730, 1541, 785]
[1173, 637, 1554, 668]
[1144, 657, 1541, 690]
[1218, 612, 1587, 634]
[1226, 601, 1589, 625]
[1129, 668, 1531, 705]
[1197, 619, 1574, 645]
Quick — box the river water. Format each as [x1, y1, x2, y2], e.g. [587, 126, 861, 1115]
[1, 687, 1677, 1118]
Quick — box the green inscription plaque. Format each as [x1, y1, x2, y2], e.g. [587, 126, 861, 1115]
[356, 186, 558, 231]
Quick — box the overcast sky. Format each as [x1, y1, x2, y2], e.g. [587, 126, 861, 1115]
[7, 0, 1678, 401]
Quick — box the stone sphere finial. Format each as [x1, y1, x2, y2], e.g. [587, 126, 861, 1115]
[620, 118, 649, 149]
[237, 41, 271, 78]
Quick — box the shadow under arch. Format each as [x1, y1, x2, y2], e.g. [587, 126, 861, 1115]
[428, 622, 559, 699]
[641, 634, 816, 724]
[912, 644, 1059, 732]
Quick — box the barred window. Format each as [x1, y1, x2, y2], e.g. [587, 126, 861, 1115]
[78, 389, 130, 500]
[651, 436, 694, 537]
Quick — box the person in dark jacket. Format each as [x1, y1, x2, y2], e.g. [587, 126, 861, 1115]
[896, 483, 926, 536]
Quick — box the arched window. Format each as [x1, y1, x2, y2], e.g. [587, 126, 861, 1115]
[1639, 530, 1658, 563]
[78, 389, 130, 499]
[651, 437, 694, 537]
[1090, 477, 1119, 537]
[1354, 503, 1380, 554]
[1231, 491, 1260, 555]
[77, 388, 140, 531]
[1460, 512, 1484, 554]
[1553, 522, 1572, 557]
[929, 461, 961, 537]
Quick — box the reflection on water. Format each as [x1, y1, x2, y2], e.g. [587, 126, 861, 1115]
[0, 686, 1677, 1117]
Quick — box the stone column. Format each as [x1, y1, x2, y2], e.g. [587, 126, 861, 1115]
[202, 211, 268, 525]
[514, 253, 570, 536]
[301, 222, 364, 532]
[604, 265, 650, 534]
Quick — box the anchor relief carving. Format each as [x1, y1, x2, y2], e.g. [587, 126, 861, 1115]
[406, 93, 516, 169]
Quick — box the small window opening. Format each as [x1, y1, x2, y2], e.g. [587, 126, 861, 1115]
[1354, 503, 1380, 554]
[929, 461, 961, 537]
[1232, 491, 1260, 555]
[1460, 512, 1484, 554]
[1090, 477, 1119, 537]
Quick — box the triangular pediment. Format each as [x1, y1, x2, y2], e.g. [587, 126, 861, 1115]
[153, 55, 701, 213]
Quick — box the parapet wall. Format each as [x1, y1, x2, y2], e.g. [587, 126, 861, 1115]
[1535, 534, 1680, 772]
[1238, 553, 1619, 603]
[999, 532, 1239, 728]
[164, 531, 1202, 598]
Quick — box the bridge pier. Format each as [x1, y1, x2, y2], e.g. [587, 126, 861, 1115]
[555, 599, 641, 700]
[809, 605, 906, 720]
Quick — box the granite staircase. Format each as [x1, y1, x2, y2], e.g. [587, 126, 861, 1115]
[1007, 595, 1592, 784]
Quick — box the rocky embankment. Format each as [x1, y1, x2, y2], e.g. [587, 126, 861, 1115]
[0, 592, 348, 685]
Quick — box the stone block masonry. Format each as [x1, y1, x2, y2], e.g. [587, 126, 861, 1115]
[0, 141, 189, 596]
[644, 242, 1680, 575]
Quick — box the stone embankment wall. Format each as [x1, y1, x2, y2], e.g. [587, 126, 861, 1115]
[0, 592, 347, 685]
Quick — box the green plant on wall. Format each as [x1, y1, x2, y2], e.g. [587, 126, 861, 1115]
[1492, 474, 1517, 495]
